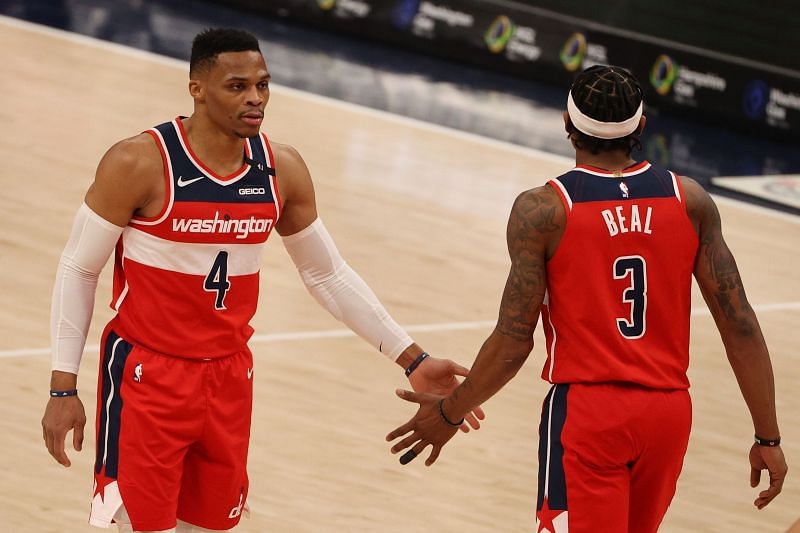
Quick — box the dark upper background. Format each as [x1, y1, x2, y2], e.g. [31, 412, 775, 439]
[2, 0, 797, 214]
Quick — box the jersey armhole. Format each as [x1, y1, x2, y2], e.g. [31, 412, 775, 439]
[130, 129, 173, 224]
[261, 132, 282, 219]
[670, 171, 687, 205]
[547, 179, 573, 212]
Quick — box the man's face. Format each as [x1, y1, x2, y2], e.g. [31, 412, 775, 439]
[191, 50, 271, 138]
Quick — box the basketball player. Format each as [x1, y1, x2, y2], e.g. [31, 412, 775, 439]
[387, 65, 787, 531]
[40, 28, 483, 533]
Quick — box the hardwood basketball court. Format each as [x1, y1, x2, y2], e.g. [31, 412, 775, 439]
[0, 16, 797, 532]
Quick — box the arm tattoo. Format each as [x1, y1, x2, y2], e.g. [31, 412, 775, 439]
[496, 187, 561, 341]
[698, 193, 755, 335]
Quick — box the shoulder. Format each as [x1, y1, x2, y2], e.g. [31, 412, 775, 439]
[270, 141, 307, 173]
[510, 184, 566, 231]
[97, 132, 162, 180]
[678, 175, 717, 227]
[507, 185, 565, 257]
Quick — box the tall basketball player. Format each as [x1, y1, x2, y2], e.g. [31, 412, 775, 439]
[387, 65, 787, 532]
[40, 28, 483, 533]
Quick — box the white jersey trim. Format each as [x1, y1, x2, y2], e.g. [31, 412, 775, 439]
[550, 180, 573, 211]
[122, 227, 266, 276]
[670, 171, 682, 202]
[259, 133, 281, 220]
[573, 162, 652, 178]
[172, 119, 252, 186]
[131, 127, 175, 227]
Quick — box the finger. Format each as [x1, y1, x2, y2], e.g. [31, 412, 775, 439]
[386, 419, 416, 442]
[472, 406, 486, 420]
[73, 421, 85, 452]
[750, 466, 760, 488]
[53, 430, 71, 467]
[395, 388, 423, 404]
[463, 412, 481, 432]
[755, 489, 778, 509]
[448, 362, 470, 378]
[425, 445, 442, 466]
[391, 432, 421, 454]
[399, 449, 417, 465]
[400, 442, 429, 466]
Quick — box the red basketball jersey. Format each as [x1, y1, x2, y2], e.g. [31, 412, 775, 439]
[110, 117, 281, 358]
[541, 161, 698, 389]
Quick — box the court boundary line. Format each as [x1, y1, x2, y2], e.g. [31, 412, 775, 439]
[2, 302, 798, 359]
[2, 15, 799, 224]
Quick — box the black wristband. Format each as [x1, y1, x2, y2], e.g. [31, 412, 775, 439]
[50, 389, 78, 398]
[404, 352, 429, 377]
[438, 398, 464, 427]
[754, 434, 781, 447]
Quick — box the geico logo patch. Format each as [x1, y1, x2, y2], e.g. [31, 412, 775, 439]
[239, 187, 266, 195]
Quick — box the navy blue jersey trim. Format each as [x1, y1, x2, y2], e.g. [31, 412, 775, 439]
[150, 120, 277, 204]
[537, 384, 569, 511]
[555, 164, 677, 203]
[95, 330, 134, 479]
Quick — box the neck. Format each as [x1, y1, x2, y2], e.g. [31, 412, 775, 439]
[575, 149, 636, 172]
[182, 114, 246, 174]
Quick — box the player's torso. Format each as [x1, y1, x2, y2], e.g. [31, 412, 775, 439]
[542, 161, 698, 389]
[111, 117, 281, 358]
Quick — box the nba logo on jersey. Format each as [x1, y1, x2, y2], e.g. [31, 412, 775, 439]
[619, 181, 630, 198]
[133, 363, 143, 383]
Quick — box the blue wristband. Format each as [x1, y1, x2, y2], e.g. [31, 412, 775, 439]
[50, 389, 78, 397]
[404, 352, 429, 377]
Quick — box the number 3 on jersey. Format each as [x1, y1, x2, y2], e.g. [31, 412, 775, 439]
[205, 251, 231, 310]
[613, 255, 647, 339]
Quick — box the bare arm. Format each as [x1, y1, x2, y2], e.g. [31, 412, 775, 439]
[272, 143, 484, 429]
[442, 185, 561, 418]
[387, 185, 564, 465]
[683, 177, 778, 439]
[683, 177, 786, 508]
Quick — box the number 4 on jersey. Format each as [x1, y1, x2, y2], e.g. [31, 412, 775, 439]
[205, 251, 231, 310]
[613, 255, 647, 339]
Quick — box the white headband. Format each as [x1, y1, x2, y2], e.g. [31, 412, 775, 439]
[567, 91, 643, 139]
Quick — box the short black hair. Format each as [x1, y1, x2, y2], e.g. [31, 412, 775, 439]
[566, 65, 644, 155]
[189, 28, 261, 76]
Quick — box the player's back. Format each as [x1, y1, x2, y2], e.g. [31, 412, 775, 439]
[541, 161, 698, 389]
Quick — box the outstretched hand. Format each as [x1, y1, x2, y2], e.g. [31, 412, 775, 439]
[386, 389, 460, 466]
[749, 443, 787, 509]
[407, 356, 485, 432]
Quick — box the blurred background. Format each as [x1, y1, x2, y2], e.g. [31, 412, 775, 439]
[1, 0, 798, 214]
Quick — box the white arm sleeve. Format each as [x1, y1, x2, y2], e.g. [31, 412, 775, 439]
[51, 203, 124, 373]
[282, 218, 414, 361]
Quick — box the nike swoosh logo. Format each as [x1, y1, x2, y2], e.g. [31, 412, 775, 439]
[247, 368, 254, 379]
[177, 175, 207, 187]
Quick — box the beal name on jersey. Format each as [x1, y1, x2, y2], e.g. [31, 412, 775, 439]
[600, 204, 653, 237]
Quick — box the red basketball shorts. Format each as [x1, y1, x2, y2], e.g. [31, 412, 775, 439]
[536, 382, 692, 533]
[89, 320, 254, 531]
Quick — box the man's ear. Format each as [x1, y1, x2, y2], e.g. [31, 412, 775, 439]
[189, 79, 204, 102]
[635, 115, 647, 135]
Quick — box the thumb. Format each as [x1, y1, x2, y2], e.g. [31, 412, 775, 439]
[73, 421, 85, 452]
[395, 388, 424, 403]
[449, 361, 470, 378]
[750, 465, 761, 488]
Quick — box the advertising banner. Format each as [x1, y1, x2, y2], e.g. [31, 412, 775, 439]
[233, 0, 799, 139]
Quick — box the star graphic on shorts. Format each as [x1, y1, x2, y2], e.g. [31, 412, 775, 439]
[537, 497, 565, 532]
[93, 467, 116, 503]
